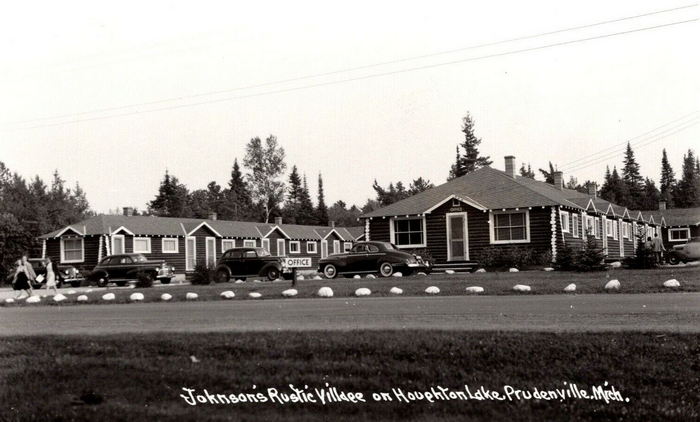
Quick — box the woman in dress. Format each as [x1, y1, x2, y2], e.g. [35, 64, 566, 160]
[44, 257, 58, 295]
[12, 259, 33, 299]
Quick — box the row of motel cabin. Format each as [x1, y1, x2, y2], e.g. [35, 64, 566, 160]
[360, 156, 699, 271]
[39, 214, 364, 275]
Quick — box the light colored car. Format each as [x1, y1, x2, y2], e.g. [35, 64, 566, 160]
[668, 237, 700, 265]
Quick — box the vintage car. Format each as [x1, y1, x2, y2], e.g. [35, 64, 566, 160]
[27, 258, 84, 288]
[667, 237, 700, 265]
[318, 241, 431, 278]
[214, 247, 285, 282]
[87, 253, 175, 287]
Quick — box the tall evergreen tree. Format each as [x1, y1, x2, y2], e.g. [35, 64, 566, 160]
[316, 173, 328, 225]
[674, 149, 699, 207]
[296, 175, 316, 225]
[659, 148, 676, 207]
[621, 142, 644, 208]
[449, 112, 492, 179]
[283, 165, 304, 224]
[447, 146, 462, 180]
[600, 166, 628, 205]
[225, 159, 254, 221]
[408, 177, 434, 195]
[519, 163, 536, 179]
[538, 162, 556, 184]
[638, 178, 661, 211]
[148, 170, 190, 217]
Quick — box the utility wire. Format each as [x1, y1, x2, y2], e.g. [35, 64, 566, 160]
[7, 17, 698, 131]
[5, 4, 697, 127]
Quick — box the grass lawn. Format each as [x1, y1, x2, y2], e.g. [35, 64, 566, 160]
[2, 266, 698, 307]
[0, 331, 697, 421]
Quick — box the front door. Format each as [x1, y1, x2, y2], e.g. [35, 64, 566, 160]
[446, 212, 469, 261]
[321, 240, 328, 258]
[186, 237, 196, 271]
[205, 237, 216, 267]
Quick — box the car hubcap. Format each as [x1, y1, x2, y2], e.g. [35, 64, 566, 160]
[325, 266, 336, 278]
[381, 264, 392, 276]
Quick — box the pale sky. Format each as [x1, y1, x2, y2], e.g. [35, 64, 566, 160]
[1, 1, 698, 213]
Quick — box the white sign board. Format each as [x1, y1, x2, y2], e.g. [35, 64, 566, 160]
[285, 257, 312, 268]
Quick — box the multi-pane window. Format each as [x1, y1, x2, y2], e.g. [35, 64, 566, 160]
[162, 238, 179, 253]
[492, 211, 528, 243]
[392, 217, 424, 247]
[61, 238, 84, 262]
[560, 212, 570, 233]
[594, 217, 601, 239]
[222, 239, 236, 251]
[344, 242, 352, 252]
[307, 241, 317, 254]
[669, 228, 690, 242]
[289, 241, 300, 254]
[243, 239, 256, 248]
[133, 237, 151, 253]
[572, 214, 580, 238]
[606, 220, 614, 238]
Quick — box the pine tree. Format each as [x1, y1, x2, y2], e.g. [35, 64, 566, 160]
[148, 170, 190, 217]
[283, 165, 304, 223]
[659, 148, 676, 207]
[674, 149, 699, 207]
[408, 177, 434, 195]
[538, 162, 556, 184]
[225, 159, 254, 221]
[638, 178, 661, 211]
[600, 166, 628, 205]
[316, 173, 328, 225]
[297, 175, 316, 225]
[447, 146, 462, 180]
[449, 112, 492, 179]
[621, 142, 644, 208]
[519, 163, 536, 179]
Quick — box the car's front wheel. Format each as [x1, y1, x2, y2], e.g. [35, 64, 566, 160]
[379, 262, 394, 277]
[216, 269, 230, 283]
[96, 276, 108, 287]
[667, 255, 680, 265]
[266, 267, 281, 281]
[323, 264, 338, 279]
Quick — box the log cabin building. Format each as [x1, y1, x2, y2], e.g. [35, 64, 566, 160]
[360, 156, 663, 272]
[39, 213, 363, 275]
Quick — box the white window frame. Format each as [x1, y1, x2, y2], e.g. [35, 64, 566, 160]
[594, 217, 601, 239]
[668, 228, 690, 242]
[261, 238, 270, 253]
[333, 239, 340, 254]
[343, 242, 352, 252]
[205, 236, 216, 267]
[60, 237, 84, 263]
[133, 237, 152, 254]
[612, 220, 618, 240]
[489, 210, 530, 245]
[560, 211, 570, 233]
[185, 236, 196, 271]
[321, 240, 329, 258]
[243, 239, 256, 248]
[606, 220, 614, 238]
[221, 239, 236, 252]
[289, 240, 301, 254]
[307, 241, 318, 254]
[277, 239, 286, 257]
[389, 215, 427, 248]
[621, 222, 628, 239]
[571, 214, 580, 238]
[111, 234, 125, 255]
[161, 237, 179, 254]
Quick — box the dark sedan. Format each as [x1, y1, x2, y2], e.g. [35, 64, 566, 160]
[214, 247, 285, 282]
[318, 241, 431, 278]
[88, 253, 175, 287]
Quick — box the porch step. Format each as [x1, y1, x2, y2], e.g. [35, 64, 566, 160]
[432, 261, 480, 273]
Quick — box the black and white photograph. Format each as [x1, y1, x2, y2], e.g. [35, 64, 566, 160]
[1, 1, 699, 420]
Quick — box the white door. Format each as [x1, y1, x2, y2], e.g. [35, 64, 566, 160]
[277, 239, 286, 256]
[205, 237, 216, 267]
[112, 235, 125, 255]
[186, 237, 196, 271]
[333, 240, 340, 255]
[321, 240, 328, 258]
[446, 212, 468, 261]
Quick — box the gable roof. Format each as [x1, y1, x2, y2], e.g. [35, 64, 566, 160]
[40, 214, 362, 241]
[644, 207, 699, 227]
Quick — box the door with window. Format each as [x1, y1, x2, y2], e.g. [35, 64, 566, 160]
[205, 237, 216, 267]
[446, 212, 469, 261]
[186, 237, 196, 271]
[112, 235, 125, 255]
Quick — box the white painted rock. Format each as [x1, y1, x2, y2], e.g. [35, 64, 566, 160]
[605, 279, 620, 290]
[609, 261, 622, 268]
[417, 272, 427, 276]
[26, 296, 41, 304]
[355, 288, 371, 296]
[282, 289, 298, 297]
[513, 284, 531, 292]
[5, 298, 15, 303]
[220, 290, 235, 299]
[102, 293, 116, 301]
[234, 279, 245, 284]
[317, 287, 334, 298]
[53, 294, 67, 302]
[425, 286, 440, 295]
[85, 289, 93, 293]
[353, 275, 361, 279]
[392, 272, 403, 277]
[296, 275, 305, 281]
[390, 287, 403, 295]
[160, 293, 172, 301]
[186, 292, 199, 300]
[313, 275, 323, 280]
[466, 286, 484, 293]
[76, 295, 88, 302]
[475, 268, 486, 273]
[543, 267, 554, 272]
[686, 261, 699, 267]
[66, 289, 77, 295]
[129, 292, 144, 301]
[663, 279, 680, 288]
[509, 268, 519, 273]
[253, 279, 261, 283]
[366, 274, 376, 279]
[445, 270, 455, 275]
[564, 283, 576, 292]
[249, 292, 262, 298]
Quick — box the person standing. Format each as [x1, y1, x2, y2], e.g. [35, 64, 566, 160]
[12, 259, 33, 299]
[22, 254, 37, 285]
[652, 233, 666, 265]
[44, 257, 58, 295]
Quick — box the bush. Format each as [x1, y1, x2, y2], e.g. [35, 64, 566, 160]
[135, 272, 154, 288]
[554, 243, 576, 271]
[190, 264, 215, 285]
[574, 236, 606, 272]
[476, 246, 545, 269]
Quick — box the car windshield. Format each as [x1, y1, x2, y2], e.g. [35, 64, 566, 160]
[255, 248, 271, 257]
[132, 255, 147, 262]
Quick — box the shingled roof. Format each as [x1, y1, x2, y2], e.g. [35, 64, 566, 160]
[40, 214, 361, 241]
[642, 207, 700, 227]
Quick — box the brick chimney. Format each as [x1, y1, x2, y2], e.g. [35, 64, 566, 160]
[658, 200, 667, 210]
[208, 212, 217, 221]
[588, 182, 597, 198]
[274, 217, 283, 226]
[553, 171, 563, 190]
[123, 207, 134, 216]
[504, 156, 516, 178]
[329, 221, 336, 228]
